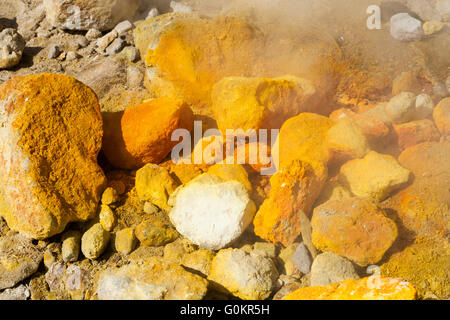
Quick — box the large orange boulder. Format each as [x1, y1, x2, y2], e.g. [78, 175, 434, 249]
[253, 160, 327, 246]
[311, 198, 398, 266]
[102, 98, 194, 169]
[0, 74, 106, 239]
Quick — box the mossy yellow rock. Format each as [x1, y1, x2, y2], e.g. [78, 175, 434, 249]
[273, 113, 334, 170]
[0, 74, 106, 240]
[283, 276, 417, 300]
[213, 75, 320, 134]
[253, 159, 327, 246]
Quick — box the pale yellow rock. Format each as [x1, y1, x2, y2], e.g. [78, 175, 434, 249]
[340, 151, 411, 201]
[101, 187, 120, 205]
[423, 20, 445, 35]
[181, 249, 216, 276]
[207, 163, 252, 193]
[81, 223, 110, 260]
[327, 119, 370, 162]
[135, 164, 179, 211]
[62, 230, 81, 263]
[99, 205, 116, 232]
[114, 228, 137, 255]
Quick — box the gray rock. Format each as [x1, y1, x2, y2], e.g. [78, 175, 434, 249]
[385, 92, 417, 123]
[433, 82, 449, 98]
[106, 38, 125, 56]
[292, 243, 312, 275]
[114, 21, 134, 35]
[96, 257, 208, 300]
[127, 65, 144, 88]
[390, 13, 424, 41]
[407, 0, 450, 22]
[0, 28, 25, 69]
[208, 249, 279, 300]
[96, 30, 118, 53]
[0, 284, 30, 300]
[48, 45, 61, 59]
[310, 252, 360, 287]
[45, 263, 90, 300]
[0, 233, 43, 289]
[85, 29, 102, 41]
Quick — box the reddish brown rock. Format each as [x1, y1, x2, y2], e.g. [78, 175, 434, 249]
[433, 98, 450, 136]
[382, 141, 450, 239]
[102, 98, 194, 169]
[393, 119, 441, 150]
[311, 198, 398, 266]
[253, 160, 328, 247]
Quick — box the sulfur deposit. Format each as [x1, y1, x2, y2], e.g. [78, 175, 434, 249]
[0, 0, 448, 302]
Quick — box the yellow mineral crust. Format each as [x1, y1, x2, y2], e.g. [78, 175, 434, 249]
[0, 73, 106, 239]
[283, 276, 417, 300]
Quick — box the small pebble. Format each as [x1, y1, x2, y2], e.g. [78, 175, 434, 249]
[48, 45, 61, 59]
[96, 30, 118, 53]
[76, 36, 90, 48]
[114, 228, 137, 255]
[65, 51, 79, 61]
[99, 204, 116, 232]
[292, 243, 313, 275]
[120, 46, 140, 62]
[105, 38, 125, 55]
[423, 20, 445, 35]
[146, 7, 160, 20]
[114, 20, 134, 35]
[127, 65, 144, 87]
[43, 243, 61, 269]
[61, 230, 81, 263]
[143, 201, 159, 214]
[101, 187, 120, 205]
[81, 223, 110, 260]
[85, 28, 102, 41]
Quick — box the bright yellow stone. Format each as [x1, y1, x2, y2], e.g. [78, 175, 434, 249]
[283, 276, 417, 300]
[207, 163, 252, 193]
[327, 119, 370, 162]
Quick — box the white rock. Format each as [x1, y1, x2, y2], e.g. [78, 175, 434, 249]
[114, 21, 134, 35]
[208, 248, 279, 300]
[385, 92, 417, 123]
[310, 252, 360, 287]
[415, 94, 434, 119]
[43, 0, 141, 31]
[390, 13, 424, 41]
[146, 8, 160, 20]
[170, 1, 193, 13]
[0, 284, 30, 300]
[169, 174, 256, 250]
[105, 38, 125, 56]
[0, 28, 25, 69]
[48, 45, 61, 59]
[85, 29, 102, 41]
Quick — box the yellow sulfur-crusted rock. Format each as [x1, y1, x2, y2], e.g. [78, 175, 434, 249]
[213, 75, 321, 134]
[135, 164, 179, 211]
[283, 276, 417, 300]
[207, 163, 252, 193]
[253, 159, 327, 246]
[273, 113, 334, 170]
[0, 73, 106, 240]
[340, 151, 411, 201]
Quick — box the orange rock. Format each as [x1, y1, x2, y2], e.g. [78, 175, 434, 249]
[433, 98, 450, 136]
[382, 141, 450, 239]
[283, 276, 417, 300]
[329, 108, 390, 147]
[253, 160, 327, 247]
[273, 113, 334, 170]
[393, 119, 441, 150]
[102, 98, 194, 170]
[0, 74, 106, 239]
[311, 198, 398, 266]
[392, 72, 422, 96]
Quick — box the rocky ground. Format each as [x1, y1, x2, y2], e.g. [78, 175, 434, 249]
[0, 0, 449, 300]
